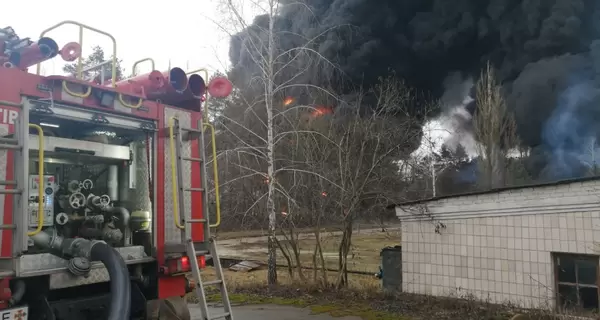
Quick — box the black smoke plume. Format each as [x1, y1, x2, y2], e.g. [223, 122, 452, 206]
[229, 0, 600, 180]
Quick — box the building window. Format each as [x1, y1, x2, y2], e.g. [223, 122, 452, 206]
[554, 253, 599, 311]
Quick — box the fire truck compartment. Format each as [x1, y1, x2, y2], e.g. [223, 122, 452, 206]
[0, 97, 158, 288]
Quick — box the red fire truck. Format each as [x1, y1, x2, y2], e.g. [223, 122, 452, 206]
[0, 21, 234, 319]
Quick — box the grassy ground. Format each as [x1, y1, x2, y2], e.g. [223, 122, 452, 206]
[213, 223, 394, 240]
[190, 266, 401, 320]
[221, 229, 401, 273]
[190, 266, 562, 320]
[197, 265, 380, 291]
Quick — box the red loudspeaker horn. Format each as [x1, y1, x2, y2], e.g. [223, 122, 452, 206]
[207, 77, 233, 98]
[17, 37, 59, 69]
[60, 42, 82, 62]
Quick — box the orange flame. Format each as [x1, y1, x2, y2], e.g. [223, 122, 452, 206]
[283, 97, 294, 106]
[311, 106, 333, 117]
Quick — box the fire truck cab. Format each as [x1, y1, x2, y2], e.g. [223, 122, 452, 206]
[0, 21, 233, 319]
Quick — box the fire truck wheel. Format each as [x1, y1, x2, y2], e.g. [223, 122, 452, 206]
[145, 297, 191, 320]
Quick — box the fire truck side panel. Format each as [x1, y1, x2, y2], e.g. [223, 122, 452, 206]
[156, 106, 204, 299]
[163, 107, 193, 245]
[158, 275, 187, 299]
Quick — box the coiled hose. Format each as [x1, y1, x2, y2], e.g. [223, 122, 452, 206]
[90, 242, 131, 320]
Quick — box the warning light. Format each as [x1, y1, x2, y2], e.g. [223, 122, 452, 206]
[180, 256, 190, 271]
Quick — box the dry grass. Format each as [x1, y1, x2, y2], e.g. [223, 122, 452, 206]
[295, 232, 399, 271]
[222, 230, 400, 272]
[213, 223, 395, 240]
[198, 266, 380, 291]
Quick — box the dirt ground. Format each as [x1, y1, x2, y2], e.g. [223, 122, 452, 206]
[216, 226, 401, 272]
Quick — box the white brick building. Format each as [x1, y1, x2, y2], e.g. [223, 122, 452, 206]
[393, 178, 600, 310]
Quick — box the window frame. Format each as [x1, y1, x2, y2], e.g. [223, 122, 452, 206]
[553, 252, 600, 311]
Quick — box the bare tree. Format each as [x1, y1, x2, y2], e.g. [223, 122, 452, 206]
[213, 0, 342, 287]
[473, 63, 519, 189]
[299, 75, 422, 288]
[213, 0, 432, 290]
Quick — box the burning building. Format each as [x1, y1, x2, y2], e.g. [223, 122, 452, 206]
[228, 0, 600, 182]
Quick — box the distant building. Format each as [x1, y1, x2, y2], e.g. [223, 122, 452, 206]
[391, 177, 600, 311]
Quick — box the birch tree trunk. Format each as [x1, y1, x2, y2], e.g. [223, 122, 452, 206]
[266, 0, 278, 287]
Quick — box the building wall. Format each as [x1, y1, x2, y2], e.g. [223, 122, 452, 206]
[395, 179, 600, 308]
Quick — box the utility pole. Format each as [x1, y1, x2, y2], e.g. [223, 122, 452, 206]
[430, 160, 436, 197]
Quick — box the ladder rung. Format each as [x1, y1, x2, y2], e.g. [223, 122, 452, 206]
[0, 180, 17, 186]
[0, 144, 20, 150]
[183, 187, 205, 192]
[186, 219, 207, 223]
[0, 189, 22, 194]
[203, 280, 223, 286]
[181, 156, 203, 162]
[195, 250, 209, 256]
[0, 137, 17, 144]
[0, 224, 16, 229]
[209, 312, 230, 320]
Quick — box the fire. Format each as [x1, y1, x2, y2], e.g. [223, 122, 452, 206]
[311, 106, 333, 117]
[283, 97, 294, 106]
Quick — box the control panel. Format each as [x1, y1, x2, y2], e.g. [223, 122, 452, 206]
[28, 175, 56, 227]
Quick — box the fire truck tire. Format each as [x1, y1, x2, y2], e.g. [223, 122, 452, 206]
[145, 297, 191, 320]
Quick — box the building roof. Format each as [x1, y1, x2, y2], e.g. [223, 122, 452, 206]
[386, 175, 600, 209]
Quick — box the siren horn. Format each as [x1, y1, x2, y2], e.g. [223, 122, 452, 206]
[207, 76, 233, 98]
[17, 37, 59, 69]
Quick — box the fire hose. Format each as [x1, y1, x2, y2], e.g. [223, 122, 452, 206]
[29, 229, 131, 320]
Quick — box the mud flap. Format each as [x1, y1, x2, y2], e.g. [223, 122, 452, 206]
[146, 297, 191, 320]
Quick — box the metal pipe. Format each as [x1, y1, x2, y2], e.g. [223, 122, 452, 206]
[102, 206, 130, 230]
[29, 229, 131, 319]
[118, 163, 130, 206]
[17, 37, 59, 69]
[108, 165, 118, 201]
[114, 70, 165, 95]
[29, 228, 63, 252]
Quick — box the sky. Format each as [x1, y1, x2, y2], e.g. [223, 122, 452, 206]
[3, 0, 254, 76]
[3, 0, 458, 161]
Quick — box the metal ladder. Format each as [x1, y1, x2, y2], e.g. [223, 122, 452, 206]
[0, 100, 44, 277]
[169, 117, 233, 320]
